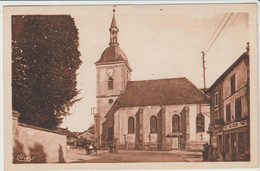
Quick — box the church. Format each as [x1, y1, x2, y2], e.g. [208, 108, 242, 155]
[94, 10, 210, 151]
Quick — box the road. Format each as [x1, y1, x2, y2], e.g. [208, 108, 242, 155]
[67, 147, 203, 163]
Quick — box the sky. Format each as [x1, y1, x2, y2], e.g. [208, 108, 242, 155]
[58, 5, 250, 132]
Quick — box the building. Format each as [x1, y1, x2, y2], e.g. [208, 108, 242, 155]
[207, 51, 250, 161]
[94, 10, 210, 151]
[56, 127, 78, 147]
[78, 125, 95, 144]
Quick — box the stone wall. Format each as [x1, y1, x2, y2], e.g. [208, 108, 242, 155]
[12, 111, 67, 163]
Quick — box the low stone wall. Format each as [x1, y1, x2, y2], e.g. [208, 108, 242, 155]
[12, 111, 67, 163]
[186, 141, 206, 151]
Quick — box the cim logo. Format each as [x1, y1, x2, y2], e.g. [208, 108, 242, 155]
[16, 154, 35, 162]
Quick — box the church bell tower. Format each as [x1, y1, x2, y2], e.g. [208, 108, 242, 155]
[94, 9, 132, 147]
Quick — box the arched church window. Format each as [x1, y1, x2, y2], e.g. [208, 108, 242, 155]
[150, 116, 157, 133]
[196, 114, 205, 132]
[108, 77, 113, 90]
[172, 115, 180, 132]
[128, 117, 135, 134]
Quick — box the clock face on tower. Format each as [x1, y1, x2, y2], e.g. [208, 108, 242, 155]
[106, 68, 115, 76]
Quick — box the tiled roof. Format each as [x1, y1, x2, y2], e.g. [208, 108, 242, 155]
[55, 127, 77, 138]
[95, 45, 128, 64]
[87, 124, 94, 132]
[79, 124, 95, 135]
[118, 77, 209, 107]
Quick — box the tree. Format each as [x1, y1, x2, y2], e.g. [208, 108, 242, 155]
[12, 15, 82, 129]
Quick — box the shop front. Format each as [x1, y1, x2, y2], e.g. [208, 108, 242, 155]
[223, 119, 250, 161]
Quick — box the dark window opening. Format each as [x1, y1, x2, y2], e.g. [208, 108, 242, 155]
[235, 97, 242, 120]
[108, 77, 113, 90]
[225, 134, 230, 152]
[238, 132, 245, 154]
[150, 116, 157, 133]
[226, 103, 231, 122]
[215, 92, 219, 107]
[196, 114, 205, 132]
[128, 117, 135, 134]
[108, 127, 113, 141]
[172, 115, 180, 132]
[218, 135, 223, 153]
[230, 75, 236, 95]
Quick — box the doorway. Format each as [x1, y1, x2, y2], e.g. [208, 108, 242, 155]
[108, 127, 113, 141]
[231, 133, 237, 160]
[171, 137, 179, 149]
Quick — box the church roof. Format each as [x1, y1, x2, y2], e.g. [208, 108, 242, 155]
[118, 77, 209, 107]
[95, 9, 130, 66]
[95, 45, 128, 64]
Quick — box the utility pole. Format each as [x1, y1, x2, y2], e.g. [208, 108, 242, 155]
[202, 51, 206, 95]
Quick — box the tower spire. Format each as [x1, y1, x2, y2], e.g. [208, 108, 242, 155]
[109, 9, 119, 46]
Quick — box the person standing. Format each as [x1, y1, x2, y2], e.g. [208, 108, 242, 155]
[109, 143, 113, 154]
[93, 144, 98, 155]
[85, 144, 90, 155]
[202, 144, 206, 161]
[222, 148, 226, 161]
[89, 144, 93, 154]
[113, 138, 118, 154]
[202, 143, 209, 161]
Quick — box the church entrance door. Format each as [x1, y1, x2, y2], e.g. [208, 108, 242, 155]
[171, 137, 179, 149]
[108, 127, 113, 141]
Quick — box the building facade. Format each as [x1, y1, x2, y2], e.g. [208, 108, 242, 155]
[207, 52, 250, 161]
[78, 126, 95, 144]
[94, 10, 210, 151]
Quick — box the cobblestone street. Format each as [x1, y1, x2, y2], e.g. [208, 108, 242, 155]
[67, 148, 202, 163]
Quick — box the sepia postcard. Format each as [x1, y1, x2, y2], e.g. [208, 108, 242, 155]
[2, 2, 258, 171]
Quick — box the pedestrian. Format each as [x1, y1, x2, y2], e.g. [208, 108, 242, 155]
[202, 143, 209, 161]
[222, 148, 226, 161]
[109, 143, 113, 154]
[93, 144, 97, 155]
[89, 144, 93, 154]
[202, 144, 206, 161]
[113, 138, 118, 154]
[209, 145, 214, 161]
[85, 144, 90, 155]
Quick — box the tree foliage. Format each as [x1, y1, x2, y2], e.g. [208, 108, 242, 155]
[12, 15, 82, 129]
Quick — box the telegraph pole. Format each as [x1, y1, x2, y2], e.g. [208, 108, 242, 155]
[202, 51, 206, 94]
